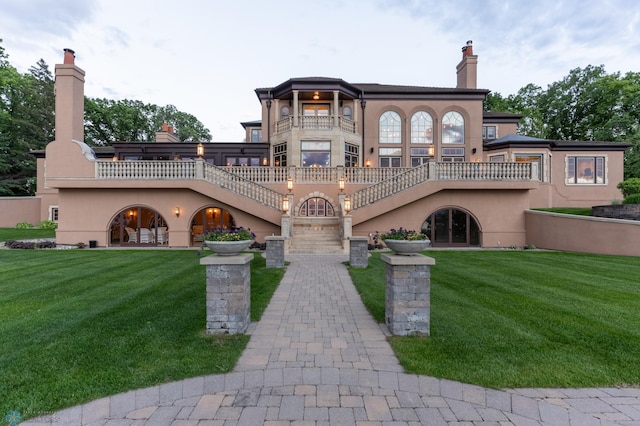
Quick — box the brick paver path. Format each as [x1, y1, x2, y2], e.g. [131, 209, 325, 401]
[21, 254, 640, 425]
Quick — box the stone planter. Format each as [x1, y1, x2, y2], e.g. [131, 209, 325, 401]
[383, 239, 431, 255]
[203, 240, 252, 255]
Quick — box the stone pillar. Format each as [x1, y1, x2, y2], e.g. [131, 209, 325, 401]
[200, 253, 252, 335]
[265, 236, 285, 268]
[349, 236, 369, 268]
[381, 253, 435, 336]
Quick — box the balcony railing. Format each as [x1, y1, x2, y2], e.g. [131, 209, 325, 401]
[95, 160, 536, 211]
[274, 115, 357, 135]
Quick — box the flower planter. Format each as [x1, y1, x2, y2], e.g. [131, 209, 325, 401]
[383, 239, 431, 255]
[204, 240, 252, 255]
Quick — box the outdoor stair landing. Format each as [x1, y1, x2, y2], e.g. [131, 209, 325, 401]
[288, 217, 344, 254]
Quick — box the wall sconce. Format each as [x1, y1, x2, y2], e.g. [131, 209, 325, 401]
[428, 145, 435, 157]
[196, 143, 204, 158]
[312, 91, 320, 100]
[338, 178, 345, 193]
[472, 148, 477, 154]
[365, 159, 371, 167]
[128, 210, 134, 218]
[262, 157, 268, 166]
[174, 206, 180, 217]
[112, 156, 118, 162]
[287, 177, 293, 192]
[344, 197, 351, 214]
[282, 197, 290, 213]
[370, 147, 374, 154]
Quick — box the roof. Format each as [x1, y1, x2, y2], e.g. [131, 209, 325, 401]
[484, 134, 632, 151]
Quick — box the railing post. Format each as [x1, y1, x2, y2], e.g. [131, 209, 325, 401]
[195, 158, 204, 179]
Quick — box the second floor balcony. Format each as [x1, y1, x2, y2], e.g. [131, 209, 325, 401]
[274, 115, 357, 135]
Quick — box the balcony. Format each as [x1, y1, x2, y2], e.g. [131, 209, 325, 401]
[274, 115, 357, 135]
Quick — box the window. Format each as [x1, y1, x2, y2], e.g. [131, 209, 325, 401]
[441, 147, 464, 162]
[302, 141, 330, 167]
[379, 111, 401, 144]
[250, 129, 262, 142]
[49, 206, 59, 222]
[566, 156, 605, 184]
[343, 106, 352, 120]
[280, 106, 290, 119]
[490, 154, 505, 162]
[299, 197, 335, 217]
[442, 111, 464, 144]
[411, 111, 434, 144]
[515, 154, 543, 180]
[345, 143, 359, 167]
[379, 147, 402, 167]
[410, 147, 432, 167]
[274, 143, 287, 167]
[483, 125, 497, 139]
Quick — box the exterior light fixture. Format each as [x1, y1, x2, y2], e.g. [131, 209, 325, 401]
[365, 159, 371, 167]
[174, 206, 180, 217]
[287, 177, 293, 192]
[262, 157, 268, 166]
[313, 91, 320, 100]
[112, 156, 118, 162]
[196, 143, 204, 158]
[344, 197, 351, 214]
[428, 145, 435, 157]
[282, 197, 289, 213]
[129, 210, 134, 217]
[339, 177, 345, 192]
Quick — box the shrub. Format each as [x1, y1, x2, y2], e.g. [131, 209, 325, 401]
[4, 240, 56, 249]
[617, 178, 640, 198]
[37, 220, 58, 230]
[15, 222, 33, 229]
[623, 193, 640, 204]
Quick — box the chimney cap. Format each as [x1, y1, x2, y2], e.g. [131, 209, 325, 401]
[466, 40, 473, 46]
[63, 48, 76, 64]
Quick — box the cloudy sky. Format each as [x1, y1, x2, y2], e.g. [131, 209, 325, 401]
[1, 0, 638, 141]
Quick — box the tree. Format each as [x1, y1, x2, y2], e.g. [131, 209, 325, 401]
[84, 98, 211, 145]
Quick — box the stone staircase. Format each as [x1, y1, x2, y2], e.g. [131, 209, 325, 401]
[288, 217, 344, 254]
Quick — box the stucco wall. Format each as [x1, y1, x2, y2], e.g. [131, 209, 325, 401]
[0, 197, 42, 227]
[525, 210, 640, 256]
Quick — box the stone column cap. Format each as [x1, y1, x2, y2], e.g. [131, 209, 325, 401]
[200, 253, 254, 265]
[265, 236, 286, 241]
[381, 253, 435, 266]
[349, 236, 369, 241]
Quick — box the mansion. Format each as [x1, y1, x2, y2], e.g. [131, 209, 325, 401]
[16, 43, 631, 252]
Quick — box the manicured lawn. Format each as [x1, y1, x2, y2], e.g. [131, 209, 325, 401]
[0, 227, 56, 241]
[533, 207, 593, 215]
[0, 250, 283, 420]
[349, 250, 640, 389]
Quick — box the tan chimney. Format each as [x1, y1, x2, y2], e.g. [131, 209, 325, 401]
[55, 48, 85, 144]
[155, 122, 180, 142]
[456, 40, 477, 89]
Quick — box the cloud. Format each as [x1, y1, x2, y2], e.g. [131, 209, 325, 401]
[0, 0, 97, 38]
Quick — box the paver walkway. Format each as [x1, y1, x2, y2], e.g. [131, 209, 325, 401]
[21, 254, 640, 425]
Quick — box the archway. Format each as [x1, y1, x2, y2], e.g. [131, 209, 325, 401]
[298, 197, 335, 217]
[190, 206, 236, 246]
[422, 207, 480, 247]
[110, 206, 168, 246]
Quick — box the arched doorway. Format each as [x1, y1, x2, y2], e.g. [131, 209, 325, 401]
[110, 207, 168, 246]
[190, 206, 236, 246]
[298, 197, 335, 217]
[422, 207, 480, 247]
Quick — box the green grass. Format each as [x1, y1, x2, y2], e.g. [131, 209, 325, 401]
[0, 250, 283, 420]
[349, 250, 640, 389]
[0, 227, 56, 241]
[533, 207, 593, 215]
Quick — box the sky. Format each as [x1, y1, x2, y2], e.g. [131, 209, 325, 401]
[1, 0, 639, 142]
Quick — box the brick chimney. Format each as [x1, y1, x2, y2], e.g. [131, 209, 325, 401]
[155, 121, 181, 142]
[456, 40, 477, 89]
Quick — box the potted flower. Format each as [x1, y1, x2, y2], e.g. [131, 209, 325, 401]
[202, 227, 255, 255]
[377, 227, 430, 255]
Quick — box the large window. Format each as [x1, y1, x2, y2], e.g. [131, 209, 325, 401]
[411, 111, 433, 144]
[482, 125, 497, 140]
[379, 111, 401, 144]
[411, 147, 432, 166]
[302, 141, 330, 167]
[379, 147, 402, 167]
[441, 147, 465, 162]
[515, 154, 543, 180]
[250, 129, 262, 142]
[299, 197, 335, 217]
[566, 156, 605, 184]
[442, 111, 464, 144]
[274, 143, 287, 167]
[345, 143, 359, 167]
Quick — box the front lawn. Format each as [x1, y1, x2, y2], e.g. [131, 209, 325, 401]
[0, 250, 283, 420]
[0, 227, 56, 241]
[349, 250, 640, 389]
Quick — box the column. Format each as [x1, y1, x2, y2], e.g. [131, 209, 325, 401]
[381, 253, 435, 336]
[349, 236, 369, 268]
[200, 253, 252, 335]
[265, 236, 285, 268]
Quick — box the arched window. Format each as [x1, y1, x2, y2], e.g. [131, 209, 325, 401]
[422, 208, 479, 246]
[343, 106, 352, 120]
[379, 111, 401, 144]
[109, 206, 168, 246]
[411, 111, 433, 144]
[442, 111, 464, 144]
[299, 197, 335, 217]
[280, 106, 290, 119]
[191, 207, 236, 246]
